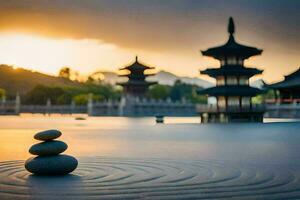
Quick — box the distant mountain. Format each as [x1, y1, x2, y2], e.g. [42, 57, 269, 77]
[97, 70, 265, 89]
[0, 65, 83, 96]
[97, 70, 213, 88]
[150, 71, 213, 88]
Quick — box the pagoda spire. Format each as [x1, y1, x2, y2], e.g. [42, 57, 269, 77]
[201, 16, 262, 60]
[228, 17, 235, 36]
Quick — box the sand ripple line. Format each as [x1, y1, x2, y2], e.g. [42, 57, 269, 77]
[0, 158, 300, 199]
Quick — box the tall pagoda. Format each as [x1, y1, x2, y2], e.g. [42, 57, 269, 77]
[117, 56, 157, 97]
[198, 17, 265, 123]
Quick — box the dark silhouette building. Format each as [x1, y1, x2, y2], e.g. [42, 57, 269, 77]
[198, 17, 265, 123]
[117, 57, 157, 97]
[267, 67, 300, 104]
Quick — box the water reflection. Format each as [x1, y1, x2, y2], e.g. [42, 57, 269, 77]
[0, 116, 299, 164]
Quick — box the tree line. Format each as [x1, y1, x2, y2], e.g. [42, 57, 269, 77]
[0, 66, 208, 105]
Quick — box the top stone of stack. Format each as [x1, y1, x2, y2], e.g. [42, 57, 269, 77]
[34, 130, 62, 141]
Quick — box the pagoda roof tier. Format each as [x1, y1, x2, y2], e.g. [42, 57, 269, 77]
[120, 57, 155, 71]
[201, 17, 263, 60]
[267, 67, 300, 89]
[117, 80, 157, 86]
[198, 85, 263, 97]
[284, 67, 300, 80]
[119, 73, 156, 78]
[201, 65, 263, 78]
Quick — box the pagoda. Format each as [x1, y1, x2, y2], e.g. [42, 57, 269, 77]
[198, 17, 265, 123]
[117, 56, 157, 97]
[267, 67, 300, 104]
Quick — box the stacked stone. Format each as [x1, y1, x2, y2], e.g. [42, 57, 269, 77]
[25, 130, 78, 175]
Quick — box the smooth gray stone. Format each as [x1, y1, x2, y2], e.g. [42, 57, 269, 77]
[29, 141, 68, 156]
[25, 155, 78, 175]
[34, 130, 62, 141]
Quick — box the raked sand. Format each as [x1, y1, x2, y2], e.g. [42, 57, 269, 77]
[1, 157, 300, 199]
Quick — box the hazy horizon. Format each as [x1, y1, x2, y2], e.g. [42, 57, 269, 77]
[0, 0, 299, 83]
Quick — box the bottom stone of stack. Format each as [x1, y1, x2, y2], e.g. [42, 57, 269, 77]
[25, 155, 78, 175]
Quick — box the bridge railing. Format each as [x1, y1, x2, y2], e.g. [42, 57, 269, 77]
[0, 101, 18, 115]
[265, 98, 300, 104]
[196, 104, 265, 113]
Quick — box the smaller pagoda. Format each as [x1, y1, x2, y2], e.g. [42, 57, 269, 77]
[117, 56, 157, 97]
[267, 67, 300, 104]
[198, 17, 265, 123]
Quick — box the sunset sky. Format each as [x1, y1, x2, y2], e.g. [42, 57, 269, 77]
[0, 0, 299, 83]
